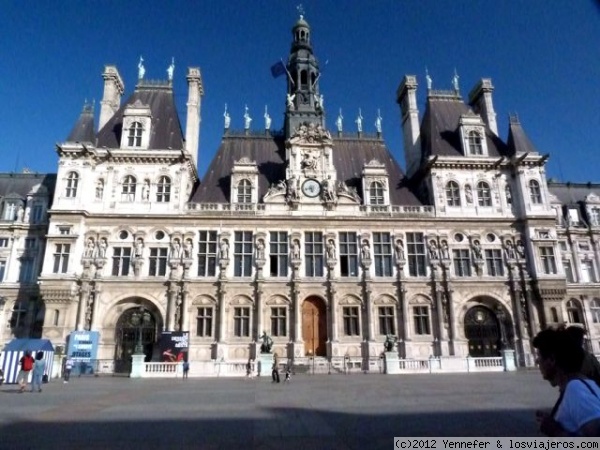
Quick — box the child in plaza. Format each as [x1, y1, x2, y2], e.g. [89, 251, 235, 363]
[284, 365, 291, 382]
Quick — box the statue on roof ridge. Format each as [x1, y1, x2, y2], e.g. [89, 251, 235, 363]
[167, 57, 175, 81]
[452, 69, 460, 92]
[224, 104, 231, 129]
[244, 105, 252, 129]
[355, 109, 363, 133]
[336, 109, 343, 132]
[426, 67, 432, 90]
[264, 105, 271, 130]
[375, 109, 382, 134]
[138, 56, 145, 80]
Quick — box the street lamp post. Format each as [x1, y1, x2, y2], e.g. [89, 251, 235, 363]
[131, 306, 151, 356]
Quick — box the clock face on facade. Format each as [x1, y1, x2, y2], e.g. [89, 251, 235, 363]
[302, 179, 321, 198]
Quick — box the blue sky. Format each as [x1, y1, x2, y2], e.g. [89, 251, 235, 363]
[2, 1, 599, 183]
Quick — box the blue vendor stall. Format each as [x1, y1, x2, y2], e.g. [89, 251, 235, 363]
[0, 339, 55, 384]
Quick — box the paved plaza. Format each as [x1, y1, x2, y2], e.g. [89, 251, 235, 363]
[0, 371, 553, 449]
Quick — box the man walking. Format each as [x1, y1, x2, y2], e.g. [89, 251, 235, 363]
[63, 356, 74, 383]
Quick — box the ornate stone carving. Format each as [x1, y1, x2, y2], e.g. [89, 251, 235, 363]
[289, 121, 332, 144]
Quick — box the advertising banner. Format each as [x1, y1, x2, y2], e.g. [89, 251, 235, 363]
[66, 331, 100, 375]
[159, 332, 189, 362]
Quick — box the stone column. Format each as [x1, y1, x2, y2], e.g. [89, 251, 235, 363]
[166, 284, 177, 331]
[90, 286, 102, 331]
[180, 287, 189, 332]
[217, 282, 227, 342]
[76, 284, 89, 331]
[255, 284, 263, 342]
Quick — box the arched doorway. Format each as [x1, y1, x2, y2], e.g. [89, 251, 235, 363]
[464, 305, 502, 357]
[114, 307, 158, 373]
[302, 297, 327, 357]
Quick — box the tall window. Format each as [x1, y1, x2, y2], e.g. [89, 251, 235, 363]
[156, 176, 171, 203]
[373, 232, 393, 277]
[453, 249, 472, 277]
[581, 260, 596, 283]
[196, 307, 213, 337]
[121, 175, 137, 202]
[550, 307, 559, 323]
[413, 306, 431, 335]
[128, 121, 143, 147]
[563, 260, 575, 282]
[10, 302, 27, 329]
[2, 203, 16, 221]
[539, 246, 557, 274]
[406, 232, 426, 277]
[148, 248, 168, 276]
[566, 300, 582, 324]
[378, 306, 395, 335]
[271, 307, 287, 337]
[198, 231, 217, 277]
[53, 309, 60, 326]
[467, 131, 483, 155]
[343, 306, 360, 336]
[369, 181, 385, 205]
[477, 181, 492, 207]
[446, 181, 461, 207]
[485, 249, 504, 276]
[591, 299, 600, 324]
[269, 231, 288, 277]
[589, 208, 600, 226]
[111, 247, 132, 276]
[65, 172, 79, 198]
[19, 258, 35, 283]
[0, 260, 6, 281]
[233, 307, 250, 337]
[339, 232, 358, 277]
[31, 204, 43, 223]
[237, 180, 252, 204]
[234, 231, 253, 277]
[0, 237, 8, 248]
[304, 232, 324, 277]
[52, 243, 70, 273]
[529, 180, 542, 204]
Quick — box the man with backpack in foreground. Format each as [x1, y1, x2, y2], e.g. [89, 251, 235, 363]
[17, 350, 34, 393]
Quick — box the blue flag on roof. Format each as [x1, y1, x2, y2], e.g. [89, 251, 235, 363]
[270, 61, 286, 78]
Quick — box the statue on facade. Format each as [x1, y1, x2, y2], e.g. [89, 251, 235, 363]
[428, 240, 439, 260]
[98, 238, 108, 259]
[220, 239, 230, 260]
[138, 56, 145, 80]
[243, 105, 252, 129]
[183, 239, 193, 259]
[286, 93, 295, 110]
[84, 238, 96, 258]
[224, 104, 231, 129]
[255, 239, 265, 260]
[142, 180, 150, 201]
[361, 240, 371, 260]
[384, 334, 398, 352]
[465, 185, 473, 204]
[516, 240, 526, 260]
[171, 239, 181, 259]
[471, 239, 483, 261]
[326, 239, 336, 260]
[441, 240, 450, 260]
[301, 151, 318, 171]
[375, 109, 382, 134]
[95, 180, 104, 200]
[315, 93, 324, 110]
[291, 239, 301, 259]
[505, 184, 512, 205]
[16, 205, 24, 222]
[395, 239, 405, 261]
[355, 109, 363, 133]
[167, 57, 175, 81]
[504, 239, 516, 260]
[134, 238, 144, 257]
[286, 177, 300, 202]
[336, 109, 343, 132]
[260, 331, 273, 353]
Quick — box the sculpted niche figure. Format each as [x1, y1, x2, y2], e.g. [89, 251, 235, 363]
[183, 239, 193, 259]
[326, 240, 336, 260]
[291, 240, 301, 259]
[85, 239, 95, 258]
[395, 239, 405, 261]
[428, 240, 439, 260]
[220, 239, 230, 260]
[98, 238, 108, 258]
[361, 240, 371, 260]
[255, 239, 265, 260]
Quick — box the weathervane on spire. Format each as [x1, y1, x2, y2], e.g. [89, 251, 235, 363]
[138, 56, 145, 80]
[167, 57, 175, 81]
[297, 3, 305, 18]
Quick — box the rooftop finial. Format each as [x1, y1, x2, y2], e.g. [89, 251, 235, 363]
[167, 57, 175, 81]
[425, 67, 432, 90]
[452, 68, 460, 92]
[138, 56, 145, 80]
[297, 3, 305, 19]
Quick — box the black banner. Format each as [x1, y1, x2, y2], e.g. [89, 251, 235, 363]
[158, 332, 189, 362]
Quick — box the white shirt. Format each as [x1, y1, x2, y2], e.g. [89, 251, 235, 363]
[555, 379, 600, 435]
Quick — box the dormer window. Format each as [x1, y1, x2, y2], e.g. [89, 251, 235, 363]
[156, 176, 171, 203]
[467, 131, 483, 155]
[121, 175, 137, 202]
[369, 181, 385, 205]
[477, 181, 492, 207]
[128, 122, 143, 147]
[65, 172, 79, 198]
[237, 179, 252, 204]
[529, 180, 542, 204]
[2, 202, 17, 221]
[446, 181, 461, 207]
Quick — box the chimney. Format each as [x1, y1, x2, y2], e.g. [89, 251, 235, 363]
[397, 75, 421, 178]
[98, 65, 124, 131]
[185, 67, 204, 168]
[468, 78, 498, 136]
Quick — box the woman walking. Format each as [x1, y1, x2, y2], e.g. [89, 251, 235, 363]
[31, 352, 45, 393]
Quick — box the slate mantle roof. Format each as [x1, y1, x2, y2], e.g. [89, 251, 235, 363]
[506, 115, 539, 156]
[0, 173, 56, 202]
[67, 104, 96, 144]
[190, 135, 421, 206]
[548, 182, 600, 206]
[92, 84, 184, 151]
[419, 95, 510, 163]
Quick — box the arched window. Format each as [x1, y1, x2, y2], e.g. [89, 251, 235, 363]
[591, 298, 600, 324]
[467, 131, 483, 155]
[369, 181, 385, 205]
[121, 175, 137, 202]
[529, 180, 542, 204]
[95, 179, 104, 200]
[156, 176, 171, 203]
[65, 172, 79, 198]
[477, 181, 492, 207]
[550, 307, 559, 323]
[446, 181, 461, 207]
[127, 122, 143, 147]
[237, 179, 252, 204]
[566, 299, 582, 324]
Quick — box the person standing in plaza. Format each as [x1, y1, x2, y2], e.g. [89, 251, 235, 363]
[271, 354, 280, 383]
[31, 352, 45, 393]
[17, 350, 34, 393]
[533, 327, 600, 436]
[182, 358, 190, 379]
[63, 356, 74, 383]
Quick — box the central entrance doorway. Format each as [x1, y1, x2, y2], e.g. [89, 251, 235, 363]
[302, 296, 327, 357]
[464, 305, 500, 357]
[114, 307, 157, 374]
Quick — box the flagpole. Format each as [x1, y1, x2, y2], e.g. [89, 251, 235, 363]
[281, 58, 295, 87]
